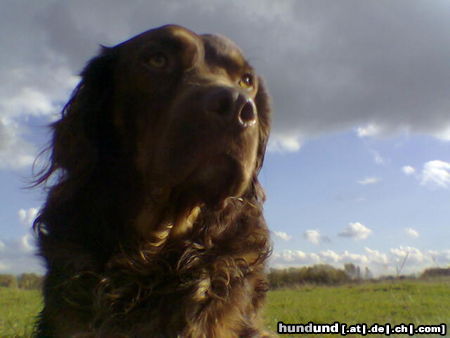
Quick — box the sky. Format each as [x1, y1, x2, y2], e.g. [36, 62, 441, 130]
[1, 0, 449, 276]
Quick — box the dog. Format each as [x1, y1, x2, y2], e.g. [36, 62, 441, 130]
[34, 24, 272, 337]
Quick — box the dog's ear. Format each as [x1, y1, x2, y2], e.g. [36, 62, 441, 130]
[254, 76, 271, 173]
[245, 76, 271, 203]
[50, 47, 117, 181]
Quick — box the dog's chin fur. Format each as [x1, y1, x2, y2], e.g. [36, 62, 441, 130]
[175, 154, 252, 208]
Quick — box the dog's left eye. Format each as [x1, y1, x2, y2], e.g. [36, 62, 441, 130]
[147, 53, 168, 68]
[239, 73, 254, 90]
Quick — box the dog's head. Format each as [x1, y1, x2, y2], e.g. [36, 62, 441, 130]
[48, 25, 271, 209]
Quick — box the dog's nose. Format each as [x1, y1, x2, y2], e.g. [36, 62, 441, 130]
[203, 87, 257, 128]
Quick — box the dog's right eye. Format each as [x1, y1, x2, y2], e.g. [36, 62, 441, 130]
[239, 73, 254, 90]
[147, 53, 168, 69]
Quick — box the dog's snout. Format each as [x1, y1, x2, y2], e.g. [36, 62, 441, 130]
[238, 100, 257, 127]
[203, 87, 257, 128]
[203, 87, 237, 117]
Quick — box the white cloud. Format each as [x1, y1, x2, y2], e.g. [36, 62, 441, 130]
[420, 160, 450, 188]
[0, 118, 36, 169]
[404, 161, 450, 189]
[390, 246, 431, 268]
[405, 227, 419, 238]
[0, 235, 42, 274]
[372, 151, 385, 165]
[357, 124, 381, 138]
[2, 87, 54, 118]
[428, 250, 450, 265]
[271, 247, 450, 276]
[0, 2, 79, 171]
[434, 125, 450, 141]
[338, 222, 372, 240]
[0, 68, 78, 169]
[268, 133, 302, 152]
[304, 230, 321, 245]
[402, 166, 416, 175]
[18, 207, 39, 227]
[272, 250, 320, 265]
[273, 231, 292, 241]
[303, 229, 329, 245]
[19, 234, 35, 253]
[318, 249, 341, 263]
[364, 247, 389, 265]
[272, 249, 376, 271]
[357, 177, 381, 185]
[340, 250, 369, 265]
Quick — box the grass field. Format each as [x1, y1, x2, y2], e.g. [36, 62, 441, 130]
[264, 279, 450, 336]
[0, 288, 41, 337]
[1, 279, 449, 337]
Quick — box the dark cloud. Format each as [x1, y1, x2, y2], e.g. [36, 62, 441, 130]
[266, 0, 450, 143]
[1, 0, 450, 160]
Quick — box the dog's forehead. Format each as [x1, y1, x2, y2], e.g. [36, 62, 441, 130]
[117, 25, 249, 72]
[201, 34, 247, 70]
[118, 24, 199, 48]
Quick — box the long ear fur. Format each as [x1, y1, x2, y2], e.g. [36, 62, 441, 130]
[247, 76, 271, 202]
[254, 76, 271, 173]
[35, 47, 117, 187]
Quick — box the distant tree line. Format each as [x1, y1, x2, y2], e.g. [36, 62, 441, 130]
[268, 264, 353, 288]
[0, 266, 449, 290]
[268, 264, 450, 289]
[421, 267, 450, 278]
[0, 273, 43, 290]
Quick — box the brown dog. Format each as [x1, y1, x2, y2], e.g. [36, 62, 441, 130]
[34, 24, 272, 337]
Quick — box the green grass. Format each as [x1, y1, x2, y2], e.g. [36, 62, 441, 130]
[0, 288, 41, 337]
[1, 279, 449, 337]
[264, 279, 450, 336]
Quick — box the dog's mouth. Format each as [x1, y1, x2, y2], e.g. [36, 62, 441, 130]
[171, 152, 253, 209]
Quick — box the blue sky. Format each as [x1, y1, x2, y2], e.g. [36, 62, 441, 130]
[1, 0, 449, 276]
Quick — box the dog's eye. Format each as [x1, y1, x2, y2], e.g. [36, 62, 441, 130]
[147, 53, 168, 68]
[239, 73, 254, 90]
